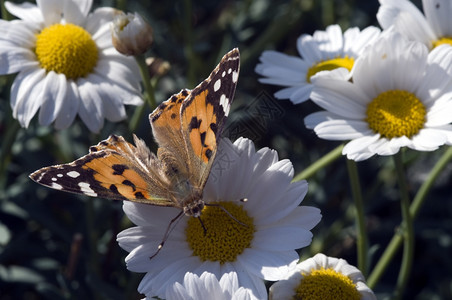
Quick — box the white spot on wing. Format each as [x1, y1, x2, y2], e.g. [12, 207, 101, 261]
[51, 182, 63, 190]
[51, 177, 57, 182]
[214, 79, 221, 92]
[57, 174, 63, 177]
[220, 94, 230, 115]
[78, 182, 97, 197]
[67, 171, 80, 178]
[228, 68, 232, 74]
[222, 71, 226, 77]
[232, 71, 238, 83]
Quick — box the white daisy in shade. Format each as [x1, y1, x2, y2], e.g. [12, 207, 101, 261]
[165, 271, 256, 300]
[255, 24, 380, 104]
[117, 137, 322, 299]
[269, 253, 376, 300]
[377, 0, 452, 50]
[0, 0, 142, 132]
[304, 30, 452, 161]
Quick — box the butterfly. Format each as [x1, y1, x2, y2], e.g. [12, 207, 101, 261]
[30, 48, 240, 225]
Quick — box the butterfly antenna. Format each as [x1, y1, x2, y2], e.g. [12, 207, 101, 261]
[149, 211, 184, 260]
[204, 203, 249, 228]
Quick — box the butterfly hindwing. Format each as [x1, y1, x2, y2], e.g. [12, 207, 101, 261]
[30, 135, 174, 206]
[149, 89, 191, 177]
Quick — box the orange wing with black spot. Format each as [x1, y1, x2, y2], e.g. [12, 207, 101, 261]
[29, 135, 173, 206]
[149, 89, 191, 177]
[181, 48, 240, 186]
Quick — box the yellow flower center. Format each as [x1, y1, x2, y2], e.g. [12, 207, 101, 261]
[432, 36, 452, 48]
[294, 268, 361, 300]
[185, 201, 255, 264]
[35, 23, 98, 79]
[365, 90, 426, 139]
[306, 56, 354, 83]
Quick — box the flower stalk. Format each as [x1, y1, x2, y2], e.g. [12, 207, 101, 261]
[392, 151, 414, 300]
[368, 146, 452, 289]
[346, 158, 368, 277]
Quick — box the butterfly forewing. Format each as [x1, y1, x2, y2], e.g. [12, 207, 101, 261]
[180, 48, 240, 187]
[29, 135, 173, 206]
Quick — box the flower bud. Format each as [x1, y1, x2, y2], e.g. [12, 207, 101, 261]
[111, 12, 153, 56]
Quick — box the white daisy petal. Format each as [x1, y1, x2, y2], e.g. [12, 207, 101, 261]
[253, 181, 308, 225]
[54, 81, 79, 129]
[232, 262, 268, 300]
[377, 0, 436, 47]
[422, 0, 452, 37]
[0, 46, 38, 74]
[77, 79, 104, 132]
[11, 68, 46, 127]
[0, 19, 39, 50]
[166, 282, 193, 300]
[253, 226, 313, 251]
[425, 96, 452, 126]
[85, 7, 116, 37]
[273, 86, 306, 100]
[37, 0, 67, 25]
[313, 119, 372, 140]
[283, 206, 323, 230]
[239, 248, 297, 281]
[38, 72, 68, 126]
[4, 1, 43, 23]
[311, 78, 367, 118]
[342, 135, 381, 161]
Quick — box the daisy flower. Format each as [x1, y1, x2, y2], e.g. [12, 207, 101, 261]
[165, 271, 256, 300]
[0, 0, 142, 132]
[377, 0, 452, 50]
[269, 253, 376, 300]
[255, 24, 381, 104]
[117, 137, 322, 299]
[304, 30, 452, 161]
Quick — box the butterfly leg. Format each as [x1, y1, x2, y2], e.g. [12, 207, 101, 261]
[149, 211, 184, 260]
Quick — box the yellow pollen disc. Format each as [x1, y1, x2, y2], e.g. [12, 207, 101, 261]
[185, 201, 255, 264]
[294, 268, 361, 300]
[366, 90, 426, 139]
[432, 37, 452, 48]
[306, 56, 354, 83]
[35, 24, 98, 79]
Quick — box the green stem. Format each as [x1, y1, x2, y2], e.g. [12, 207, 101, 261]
[1, 0, 12, 21]
[392, 152, 414, 300]
[134, 54, 157, 110]
[367, 146, 452, 288]
[346, 159, 368, 276]
[292, 144, 344, 181]
[410, 147, 452, 218]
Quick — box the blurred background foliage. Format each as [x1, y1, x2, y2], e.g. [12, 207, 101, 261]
[1, 0, 451, 299]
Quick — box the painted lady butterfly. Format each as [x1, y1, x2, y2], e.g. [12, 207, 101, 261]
[30, 49, 240, 221]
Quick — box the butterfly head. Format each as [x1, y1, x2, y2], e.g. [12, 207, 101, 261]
[181, 188, 204, 217]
